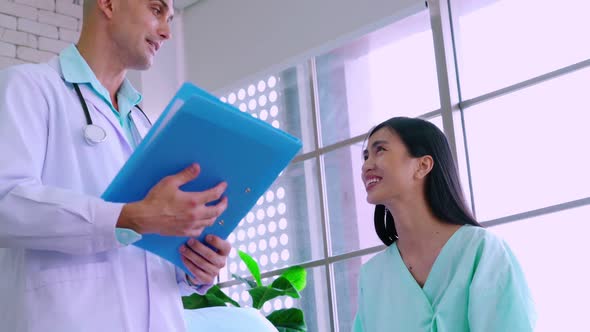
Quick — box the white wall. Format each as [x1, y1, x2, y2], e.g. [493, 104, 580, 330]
[182, 0, 425, 92]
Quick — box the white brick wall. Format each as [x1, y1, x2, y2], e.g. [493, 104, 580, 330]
[38, 35, 67, 52]
[17, 45, 53, 62]
[0, 13, 17, 29]
[1, 27, 37, 47]
[38, 9, 77, 29]
[0, 40, 16, 57]
[58, 27, 77, 42]
[0, 0, 82, 70]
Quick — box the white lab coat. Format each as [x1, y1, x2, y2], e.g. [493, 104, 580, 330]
[0, 58, 195, 331]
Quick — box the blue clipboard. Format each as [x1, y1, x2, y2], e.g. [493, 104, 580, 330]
[102, 82, 302, 275]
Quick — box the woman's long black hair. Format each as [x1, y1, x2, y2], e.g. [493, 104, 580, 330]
[370, 117, 480, 246]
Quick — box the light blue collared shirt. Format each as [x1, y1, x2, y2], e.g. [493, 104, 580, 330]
[59, 44, 142, 245]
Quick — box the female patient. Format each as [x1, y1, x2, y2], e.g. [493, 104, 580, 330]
[354, 117, 536, 331]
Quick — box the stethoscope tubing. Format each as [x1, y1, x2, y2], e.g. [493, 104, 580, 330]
[73, 82, 152, 145]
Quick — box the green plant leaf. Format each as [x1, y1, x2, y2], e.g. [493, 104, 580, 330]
[204, 293, 227, 307]
[208, 285, 240, 307]
[248, 286, 285, 309]
[232, 273, 257, 289]
[182, 292, 226, 309]
[182, 285, 240, 309]
[182, 293, 209, 309]
[266, 308, 307, 332]
[271, 276, 301, 299]
[238, 250, 262, 286]
[248, 286, 282, 309]
[279, 266, 307, 292]
[248, 278, 301, 309]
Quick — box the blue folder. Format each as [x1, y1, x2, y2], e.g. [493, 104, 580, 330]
[102, 82, 302, 275]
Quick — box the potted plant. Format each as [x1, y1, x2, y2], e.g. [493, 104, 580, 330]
[183, 250, 308, 332]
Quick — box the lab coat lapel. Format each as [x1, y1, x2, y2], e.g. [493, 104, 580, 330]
[129, 109, 151, 139]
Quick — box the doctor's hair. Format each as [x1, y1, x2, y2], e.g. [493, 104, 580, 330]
[369, 117, 480, 246]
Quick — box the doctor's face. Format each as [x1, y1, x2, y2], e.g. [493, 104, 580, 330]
[111, 0, 174, 70]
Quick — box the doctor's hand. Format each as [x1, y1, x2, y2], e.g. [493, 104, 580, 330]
[181, 235, 231, 285]
[117, 164, 228, 237]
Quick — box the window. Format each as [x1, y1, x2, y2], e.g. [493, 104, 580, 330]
[333, 253, 379, 331]
[455, 0, 590, 98]
[464, 66, 590, 221]
[316, 9, 439, 147]
[453, 0, 590, 330]
[315, 9, 440, 256]
[216, 65, 325, 328]
[489, 204, 590, 332]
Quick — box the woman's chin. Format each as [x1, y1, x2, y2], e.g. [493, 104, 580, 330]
[366, 194, 382, 205]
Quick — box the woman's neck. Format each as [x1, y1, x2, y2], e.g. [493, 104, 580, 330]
[386, 195, 460, 256]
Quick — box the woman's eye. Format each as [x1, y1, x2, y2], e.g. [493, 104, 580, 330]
[153, 8, 161, 15]
[376, 146, 385, 152]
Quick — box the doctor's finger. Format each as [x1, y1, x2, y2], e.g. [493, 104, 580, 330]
[165, 163, 201, 188]
[176, 198, 226, 224]
[190, 182, 227, 205]
[181, 256, 216, 285]
[186, 237, 226, 268]
[205, 235, 231, 257]
[181, 244, 220, 275]
[181, 225, 208, 238]
[187, 217, 216, 234]
[193, 197, 228, 220]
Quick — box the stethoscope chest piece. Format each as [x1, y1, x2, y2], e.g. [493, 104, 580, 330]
[84, 124, 107, 145]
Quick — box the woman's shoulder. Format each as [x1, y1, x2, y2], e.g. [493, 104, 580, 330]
[458, 224, 511, 252]
[358, 244, 402, 281]
[458, 225, 524, 277]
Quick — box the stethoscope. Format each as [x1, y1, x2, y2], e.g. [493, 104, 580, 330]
[73, 83, 152, 145]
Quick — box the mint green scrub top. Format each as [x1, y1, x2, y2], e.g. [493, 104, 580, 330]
[353, 225, 536, 331]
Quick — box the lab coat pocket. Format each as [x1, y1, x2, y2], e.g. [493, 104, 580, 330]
[25, 260, 124, 331]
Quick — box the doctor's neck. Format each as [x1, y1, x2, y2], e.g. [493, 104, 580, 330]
[76, 1, 129, 111]
[76, 39, 126, 110]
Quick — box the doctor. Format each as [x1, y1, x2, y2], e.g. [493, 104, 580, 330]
[0, 0, 231, 331]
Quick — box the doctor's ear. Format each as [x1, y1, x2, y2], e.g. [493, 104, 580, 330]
[414, 155, 434, 180]
[96, 0, 115, 19]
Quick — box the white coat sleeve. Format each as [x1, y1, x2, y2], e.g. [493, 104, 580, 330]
[0, 66, 124, 255]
